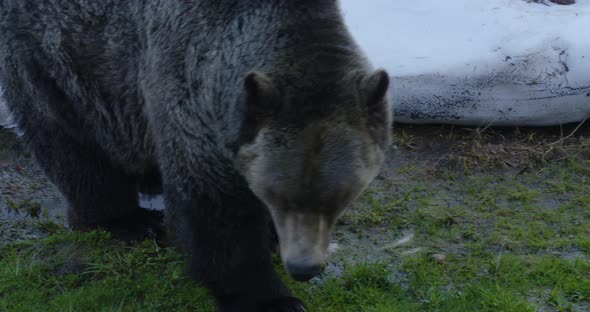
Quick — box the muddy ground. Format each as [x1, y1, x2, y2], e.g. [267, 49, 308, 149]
[1, 121, 589, 310]
[0, 129, 67, 243]
[2, 121, 589, 254]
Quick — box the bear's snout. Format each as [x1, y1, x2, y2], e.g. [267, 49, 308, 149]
[269, 211, 335, 281]
[285, 261, 323, 281]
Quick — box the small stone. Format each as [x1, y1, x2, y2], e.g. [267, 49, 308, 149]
[432, 253, 447, 264]
[327, 242, 340, 254]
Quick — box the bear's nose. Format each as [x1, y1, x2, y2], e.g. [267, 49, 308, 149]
[286, 262, 323, 281]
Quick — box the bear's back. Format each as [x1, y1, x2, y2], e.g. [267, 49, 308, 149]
[0, 0, 158, 170]
[0, 0, 142, 100]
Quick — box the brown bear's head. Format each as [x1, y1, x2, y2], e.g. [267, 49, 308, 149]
[235, 69, 391, 281]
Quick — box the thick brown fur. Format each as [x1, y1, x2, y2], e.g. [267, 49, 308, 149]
[0, 0, 391, 310]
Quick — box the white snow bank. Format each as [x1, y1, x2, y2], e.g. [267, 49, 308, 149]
[341, 0, 590, 126]
[1, 1, 588, 128]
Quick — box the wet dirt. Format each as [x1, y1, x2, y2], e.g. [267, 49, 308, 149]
[1, 121, 589, 280]
[0, 129, 67, 245]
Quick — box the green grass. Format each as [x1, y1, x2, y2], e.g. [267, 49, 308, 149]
[0, 231, 214, 312]
[1, 126, 589, 311]
[333, 157, 590, 311]
[1, 230, 587, 311]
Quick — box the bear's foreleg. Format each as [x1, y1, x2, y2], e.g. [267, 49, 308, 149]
[1, 61, 164, 241]
[163, 188, 307, 312]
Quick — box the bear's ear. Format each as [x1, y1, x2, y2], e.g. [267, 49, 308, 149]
[363, 69, 392, 147]
[239, 72, 280, 146]
[363, 69, 390, 118]
[365, 69, 389, 108]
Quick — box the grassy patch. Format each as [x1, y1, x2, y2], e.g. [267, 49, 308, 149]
[2, 230, 587, 311]
[2, 157, 588, 311]
[0, 231, 214, 312]
[1, 124, 589, 311]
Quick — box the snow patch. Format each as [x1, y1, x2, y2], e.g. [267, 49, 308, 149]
[138, 193, 165, 211]
[381, 232, 415, 250]
[1, 1, 588, 128]
[341, 0, 590, 126]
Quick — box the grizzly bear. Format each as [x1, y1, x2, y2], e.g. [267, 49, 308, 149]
[0, 0, 391, 310]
